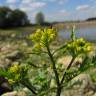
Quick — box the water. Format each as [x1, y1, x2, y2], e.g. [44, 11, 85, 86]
[59, 27, 96, 42]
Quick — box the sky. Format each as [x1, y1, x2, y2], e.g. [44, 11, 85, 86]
[0, 0, 96, 23]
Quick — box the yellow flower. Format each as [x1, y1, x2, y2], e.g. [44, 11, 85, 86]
[33, 43, 42, 52]
[86, 46, 92, 52]
[9, 64, 19, 73]
[29, 29, 42, 43]
[77, 38, 84, 42]
[29, 28, 57, 49]
[66, 38, 92, 56]
[8, 79, 15, 84]
[67, 44, 71, 48]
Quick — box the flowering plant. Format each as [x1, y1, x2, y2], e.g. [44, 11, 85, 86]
[28, 27, 92, 96]
[0, 27, 93, 96]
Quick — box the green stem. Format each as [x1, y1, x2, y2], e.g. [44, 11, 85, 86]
[47, 46, 60, 86]
[60, 56, 76, 85]
[21, 79, 37, 95]
[56, 86, 62, 96]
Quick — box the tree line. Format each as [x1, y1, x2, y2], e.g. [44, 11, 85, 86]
[0, 7, 29, 28]
[86, 17, 96, 21]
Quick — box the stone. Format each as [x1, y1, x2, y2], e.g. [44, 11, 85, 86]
[18, 91, 27, 96]
[93, 93, 96, 96]
[0, 76, 13, 95]
[61, 73, 96, 96]
[1, 91, 17, 96]
[57, 56, 82, 68]
[2, 91, 27, 96]
[6, 51, 23, 61]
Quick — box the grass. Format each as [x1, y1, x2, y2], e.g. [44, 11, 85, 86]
[0, 26, 36, 36]
[0, 26, 38, 43]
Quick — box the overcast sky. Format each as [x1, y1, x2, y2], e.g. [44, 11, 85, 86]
[0, 0, 96, 23]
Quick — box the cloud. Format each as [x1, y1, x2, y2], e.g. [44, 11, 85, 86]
[21, 0, 34, 4]
[30, 2, 46, 8]
[42, 0, 68, 4]
[45, 9, 70, 22]
[6, 0, 17, 3]
[42, 0, 56, 2]
[20, 7, 31, 12]
[8, 4, 17, 9]
[20, 2, 46, 12]
[59, 0, 69, 4]
[59, 10, 68, 14]
[6, 0, 47, 23]
[76, 5, 90, 11]
[47, 0, 56, 2]
[58, 0, 68, 4]
[4, 0, 96, 23]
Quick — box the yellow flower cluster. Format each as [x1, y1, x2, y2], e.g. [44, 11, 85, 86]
[8, 79, 15, 84]
[32, 43, 42, 53]
[8, 64, 21, 84]
[9, 64, 20, 73]
[29, 29, 42, 43]
[29, 28, 57, 51]
[8, 64, 28, 84]
[66, 38, 92, 56]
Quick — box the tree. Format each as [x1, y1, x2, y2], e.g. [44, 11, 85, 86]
[0, 6, 29, 28]
[35, 12, 45, 25]
[0, 7, 12, 28]
[86, 17, 96, 21]
[9, 9, 29, 27]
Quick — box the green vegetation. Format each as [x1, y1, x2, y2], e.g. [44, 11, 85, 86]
[0, 6, 29, 28]
[0, 6, 96, 96]
[35, 12, 45, 25]
[0, 26, 95, 96]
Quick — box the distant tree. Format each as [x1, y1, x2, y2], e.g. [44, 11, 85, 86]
[35, 12, 45, 25]
[86, 17, 96, 21]
[9, 9, 29, 27]
[0, 7, 12, 28]
[0, 6, 29, 28]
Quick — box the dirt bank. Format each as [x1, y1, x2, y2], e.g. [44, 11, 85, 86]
[53, 21, 96, 29]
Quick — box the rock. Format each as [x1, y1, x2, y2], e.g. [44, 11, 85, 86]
[0, 58, 12, 69]
[93, 93, 96, 96]
[85, 91, 94, 96]
[57, 56, 82, 68]
[1, 44, 11, 51]
[11, 34, 16, 38]
[6, 51, 23, 62]
[18, 91, 27, 96]
[0, 76, 13, 95]
[61, 73, 96, 96]
[1, 91, 17, 96]
[71, 74, 95, 91]
[23, 88, 29, 93]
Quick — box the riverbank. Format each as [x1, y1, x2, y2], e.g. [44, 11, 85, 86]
[53, 21, 96, 29]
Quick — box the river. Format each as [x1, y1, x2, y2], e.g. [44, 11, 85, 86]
[59, 26, 96, 42]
